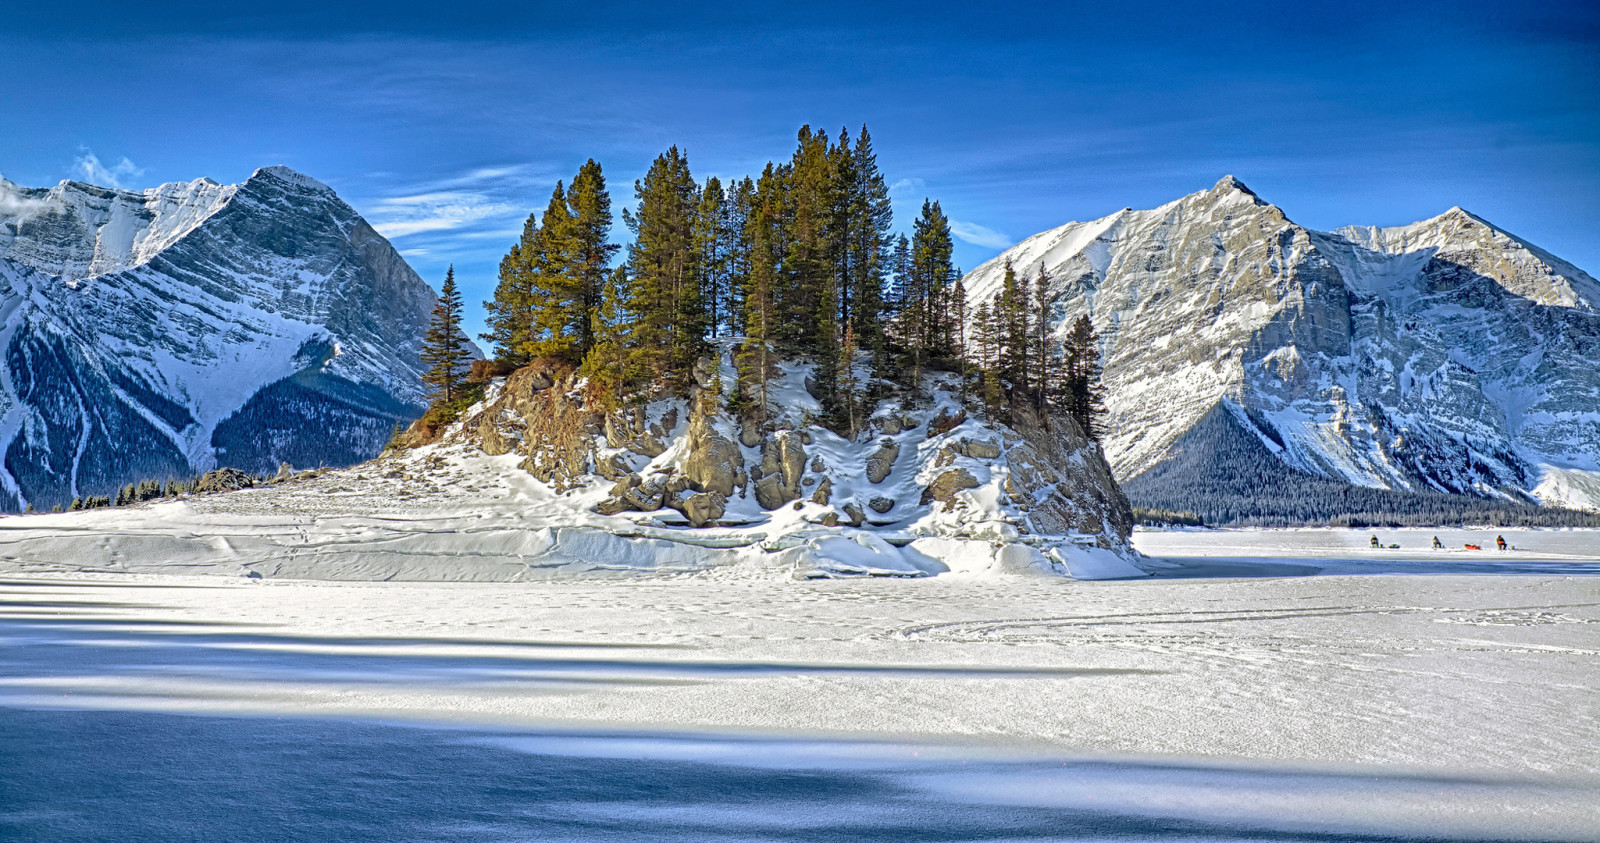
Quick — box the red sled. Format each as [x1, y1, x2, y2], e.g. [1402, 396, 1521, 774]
[1464, 544, 1482, 550]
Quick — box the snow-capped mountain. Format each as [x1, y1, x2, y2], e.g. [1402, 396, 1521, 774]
[962, 176, 1600, 513]
[0, 166, 450, 511]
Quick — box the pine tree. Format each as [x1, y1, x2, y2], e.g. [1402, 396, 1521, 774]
[905, 199, 956, 381]
[624, 147, 704, 387]
[525, 181, 579, 359]
[421, 266, 470, 408]
[489, 161, 617, 365]
[1060, 314, 1106, 440]
[580, 266, 637, 407]
[694, 176, 732, 339]
[1030, 266, 1053, 417]
[731, 166, 783, 421]
[483, 210, 540, 364]
[567, 160, 619, 358]
[845, 125, 893, 345]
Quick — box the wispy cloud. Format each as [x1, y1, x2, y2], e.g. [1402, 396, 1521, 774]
[367, 191, 519, 238]
[949, 220, 1012, 250]
[73, 150, 145, 189]
[361, 163, 551, 240]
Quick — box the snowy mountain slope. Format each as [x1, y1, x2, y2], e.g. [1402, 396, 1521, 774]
[0, 166, 451, 511]
[962, 177, 1600, 512]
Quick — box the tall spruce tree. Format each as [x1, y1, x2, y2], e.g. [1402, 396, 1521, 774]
[624, 147, 703, 386]
[731, 166, 783, 420]
[486, 160, 617, 365]
[566, 160, 618, 358]
[694, 176, 732, 339]
[526, 180, 579, 359]
[483, 211, 540, 365]
[903, 199, 956, 387]
[1060, 314, 1106, 440]
[421, 266, 470, 408]
[1030, 266, 1053, 417]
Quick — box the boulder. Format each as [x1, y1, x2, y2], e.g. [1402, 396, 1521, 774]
[753, 431, 807, 510]
[593, 497, 631, 516]
[868, 496, 895, 514]
[865, 441, 900, 484]
[479, 415, 515, 456]
[739, 418, 764, 448]
[810, 477, 833, 505]
[595, 453, 636, 481]
[843, 502, 866, 526]
[670, 491, 726, 528]
[754, 475, 788, 510]
[921, 468, 980, 509]
[877, 415, 904, 435]
[628, 435, 668, 458]
[682, 413, 743, 497]
[957, 438, 1001, 459]
[622, 475, 667, 511]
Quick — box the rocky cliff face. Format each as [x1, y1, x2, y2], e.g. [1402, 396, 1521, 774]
[961, 177, 1600, 513]
[0, 166, 448, 510]
[445, 346, 1136, 578]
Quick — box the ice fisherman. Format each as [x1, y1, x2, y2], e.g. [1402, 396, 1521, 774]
[1496, 535, 1507, 551]
[1370, 535, 1380, 549]
[1432, 536, 1443, 550]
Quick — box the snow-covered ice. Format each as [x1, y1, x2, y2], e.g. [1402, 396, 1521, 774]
[1, 515, 1597, 838]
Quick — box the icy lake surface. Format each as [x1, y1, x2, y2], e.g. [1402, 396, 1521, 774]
[2, 527, 1598, 840]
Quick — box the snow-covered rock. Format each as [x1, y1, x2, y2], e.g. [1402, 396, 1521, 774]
[962, 176, 1600, 512]
[443, 346, 1138, 579]
[0, 166, 457, 510]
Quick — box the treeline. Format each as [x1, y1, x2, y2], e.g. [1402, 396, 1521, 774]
[418, 124, 1104, 440]
[1125, 403, 1600, 527]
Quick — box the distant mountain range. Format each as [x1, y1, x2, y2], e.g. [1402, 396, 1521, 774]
[963, 176, 1600, 521]
[0, 166, 450, 511]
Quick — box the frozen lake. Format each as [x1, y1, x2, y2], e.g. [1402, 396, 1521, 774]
[2, 527, 1598, 839]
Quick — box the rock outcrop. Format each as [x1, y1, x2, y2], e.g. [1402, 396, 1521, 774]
[443, 345, 1137, 572]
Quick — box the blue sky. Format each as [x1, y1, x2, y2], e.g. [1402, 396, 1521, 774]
[3, 1, 1596, 338]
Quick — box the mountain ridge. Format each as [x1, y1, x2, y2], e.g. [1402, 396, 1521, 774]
[0, 165, 453, 510]
[961, 177, 1600, 517]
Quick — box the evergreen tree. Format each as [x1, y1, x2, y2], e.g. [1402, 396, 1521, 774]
[844, 125, 893, 345]
[421, 266, 470, 407]
[567, 160, 619, 357]
[483, 210, 542, 364]
[487, 160, 617, 365]
[1059, 314, 1106, 440]
[525, 181, 579, 359]
[580, 266, 637, 406]
[625, 147, 704, 386]
[1030, 267, 1053, 417]
[903, 199, 956, 386]
[693, 176, 732, 339]
[731, 166, 784, 420]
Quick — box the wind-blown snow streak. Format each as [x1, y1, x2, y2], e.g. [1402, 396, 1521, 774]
[0, 166, 456, 510]
[963, 176, 1600, 510]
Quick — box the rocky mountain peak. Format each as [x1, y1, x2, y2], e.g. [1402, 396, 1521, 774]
[0, 164, 453, 511]
[962, 181, 1600, 516]
[248, 165, 335, 195]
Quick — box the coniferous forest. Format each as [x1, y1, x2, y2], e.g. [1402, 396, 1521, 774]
[421, 125, 1105, 441]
